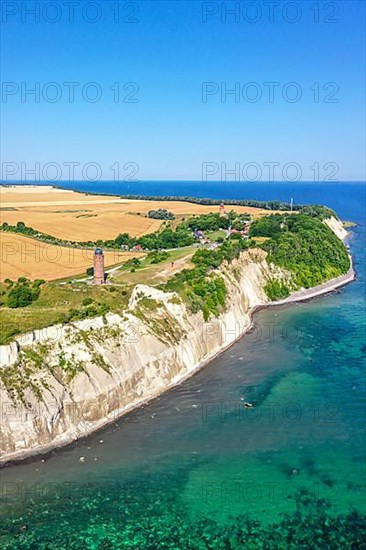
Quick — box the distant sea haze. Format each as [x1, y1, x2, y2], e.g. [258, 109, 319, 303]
[5, 181, 366, 222]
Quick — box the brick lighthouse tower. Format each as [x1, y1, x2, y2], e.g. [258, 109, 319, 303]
[93, 248, 105, 284]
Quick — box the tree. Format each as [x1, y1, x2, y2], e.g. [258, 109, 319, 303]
[7, 285, 34, 308]
[261, 214, 350, 290]
[249, 214, 284, 238]
[115, 233, 133, 247]
[228, 232, 243, 240]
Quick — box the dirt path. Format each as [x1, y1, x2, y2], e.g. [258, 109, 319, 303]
[155, 253, 194, 280]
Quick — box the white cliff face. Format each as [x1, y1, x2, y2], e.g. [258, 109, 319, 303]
[0, 214, 350, 463]
[0, 249, 278, 462]
[324, 216, 348, 241]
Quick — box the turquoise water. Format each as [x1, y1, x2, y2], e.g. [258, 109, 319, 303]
[0, 183, 365, 548]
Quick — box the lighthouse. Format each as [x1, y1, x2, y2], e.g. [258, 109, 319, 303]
[93, 248, 105, 284]
[219, 203, 226, 217]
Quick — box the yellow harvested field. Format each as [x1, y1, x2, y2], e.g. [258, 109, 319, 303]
[0, 232, 142, 281]
[0, 210, 162, 242]
[0, 185, 271, 241]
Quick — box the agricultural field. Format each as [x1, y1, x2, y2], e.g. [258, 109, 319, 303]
[0, 185, 270, 242]
[0, 232, 142, 281]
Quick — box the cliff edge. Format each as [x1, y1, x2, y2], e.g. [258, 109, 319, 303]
[0, 217, 353, 463]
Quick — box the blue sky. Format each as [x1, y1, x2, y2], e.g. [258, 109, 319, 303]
[1, 0, 365, 181]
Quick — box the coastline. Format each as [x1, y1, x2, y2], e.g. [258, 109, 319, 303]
[271, 257, 355, 306]
[0, 199, 355, 466]
[0, 182, 301, 210]
[0, 250, 355, 468]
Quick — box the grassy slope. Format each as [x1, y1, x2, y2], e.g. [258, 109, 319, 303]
[112, 246, 197, 286]
[0, 246, 197, 344]
[0, 283, 131, 344]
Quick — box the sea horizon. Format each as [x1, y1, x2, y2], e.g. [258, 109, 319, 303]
[2, 181, 365, 220]
[1, 182, 365, 546]
[2, 0, 365, 545]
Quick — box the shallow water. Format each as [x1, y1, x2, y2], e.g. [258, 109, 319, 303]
[0, 183, 365, 548]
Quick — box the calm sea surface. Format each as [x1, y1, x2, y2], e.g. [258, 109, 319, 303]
[1, 182, 365, 548]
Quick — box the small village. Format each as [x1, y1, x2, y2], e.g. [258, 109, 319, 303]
[92, 203, 252, 285]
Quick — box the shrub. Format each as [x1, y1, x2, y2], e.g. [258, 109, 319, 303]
[185, 212, 231, 231]
[300, 204, 336, 219]
[67, 308, 79, 321]
[124, 258, 141, 269]
[115, 233, 133, 247]
[6, 277, 42, 309]
[7, 284, 34, 308]
[147, 251, 170, 264]
[147, 209, 175, 220]
[264, 280, 291, 301]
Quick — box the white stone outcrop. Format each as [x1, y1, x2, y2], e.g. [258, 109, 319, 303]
[0, 250, 276, 462]
[0, 218, 351, 462]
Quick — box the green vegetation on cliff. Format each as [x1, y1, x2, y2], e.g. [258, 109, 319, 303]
[0, 206, 350, 340]
[0, 283, 131, 345]
[132, 297, 185, 345]
[250, 212, 350, 299]
[165, 238, 250, 320]
[2, 278, 45, 309]
[264, 279, 292, 301]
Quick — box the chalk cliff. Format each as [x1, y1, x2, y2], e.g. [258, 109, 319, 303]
[0, 249, 280, 462]
[324, 216, 348, 240]
[0, 217, 350, 463]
